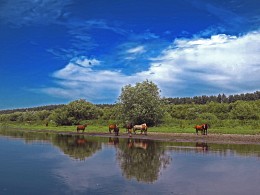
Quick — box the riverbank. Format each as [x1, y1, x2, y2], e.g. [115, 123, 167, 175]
[55, 131, 260, 145]
[1, 124, 260, 145]
[3, 128, 260, 144]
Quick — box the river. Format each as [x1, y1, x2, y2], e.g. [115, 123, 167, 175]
[0, 129, 260, 195]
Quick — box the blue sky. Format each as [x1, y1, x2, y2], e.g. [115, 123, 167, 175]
[1, 0, 260, 109]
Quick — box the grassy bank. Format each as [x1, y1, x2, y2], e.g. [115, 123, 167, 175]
[1, 121, 260, 135]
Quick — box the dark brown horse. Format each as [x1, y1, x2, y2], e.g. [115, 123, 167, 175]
[109, 124, 119, 136]
[194, 124, 208, 135]
[125, 123, 134, 134]
[76, 124, 87, 133]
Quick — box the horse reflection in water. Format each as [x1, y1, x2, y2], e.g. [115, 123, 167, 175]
[127, 139, 148, 150]
[75, 136, 87, 146]
[195, 142, 209, 152]
[75, 138, 87, 145]
[108, 137, 119, 146]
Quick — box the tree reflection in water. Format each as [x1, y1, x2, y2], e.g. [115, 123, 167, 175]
[52, 134, 102, 161]
[117, 138, 171, 183]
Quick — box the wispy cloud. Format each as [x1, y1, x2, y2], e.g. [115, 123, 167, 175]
[46, 18, 130, 60]
[127, 46, 146, 54]
[0, 0, 73, 27]
[189, 0, 260, 35]
[41, 31, 260, 102]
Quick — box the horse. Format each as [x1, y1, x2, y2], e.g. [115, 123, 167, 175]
[194, 123, 208, 135]
[109, 124, 119, 136]
[125, 123, 134, 134]
[76, 124, 87, 133]
[133, 123, 148, 135]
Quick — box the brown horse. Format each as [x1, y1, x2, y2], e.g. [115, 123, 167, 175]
[194, 124, 208, 135]
[109, 124, 119, 136]
[125, 123, 134, 134]
[76, 124, 87, 133]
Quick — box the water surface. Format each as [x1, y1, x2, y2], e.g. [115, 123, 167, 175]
[0, 129, 260, 195]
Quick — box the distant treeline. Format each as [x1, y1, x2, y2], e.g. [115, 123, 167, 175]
[164, 91, 260, 105]
[0, 104, 65, 115]
[1, 91, 260, 115]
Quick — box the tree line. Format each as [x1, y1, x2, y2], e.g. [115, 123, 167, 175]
[164, 91, 260, 105]
[0, 81, 259, 128]
[1, 91, 259, 115]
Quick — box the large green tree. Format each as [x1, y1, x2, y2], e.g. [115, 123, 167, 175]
[117, 80, 164, 126]
[51, 99, 102, 125]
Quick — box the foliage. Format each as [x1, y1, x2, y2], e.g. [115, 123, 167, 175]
[117, 80, 164, 126]
[164, 91, 260, 104]
[0, 104, 64, 115]
[0, 87, 260, 135]
[229, 101, 259, 120]
[50, 99, 102, 126]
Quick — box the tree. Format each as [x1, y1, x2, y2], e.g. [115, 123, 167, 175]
[117, 80, 164, 126]
[229, 101, 259, 120]
[66, 99, 102, 121]
[50, 99, 102, 125]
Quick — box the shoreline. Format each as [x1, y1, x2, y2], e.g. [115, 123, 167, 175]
[61, 131, 260, 145]
[146, 132, 260, 145]
[2, 127, 260, 145]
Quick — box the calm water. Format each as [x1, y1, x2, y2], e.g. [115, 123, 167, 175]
[0, 129, 260, 195]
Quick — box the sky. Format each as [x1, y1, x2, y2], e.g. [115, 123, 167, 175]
[0, 0, 260, 109]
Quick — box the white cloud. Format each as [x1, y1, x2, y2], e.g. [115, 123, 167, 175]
[127, 46, 146, 54]
[151, 31, 260, 96]
[42, 31, 260, 102]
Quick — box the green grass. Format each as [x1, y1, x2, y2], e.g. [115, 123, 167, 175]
[1, 121, 260, 135]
